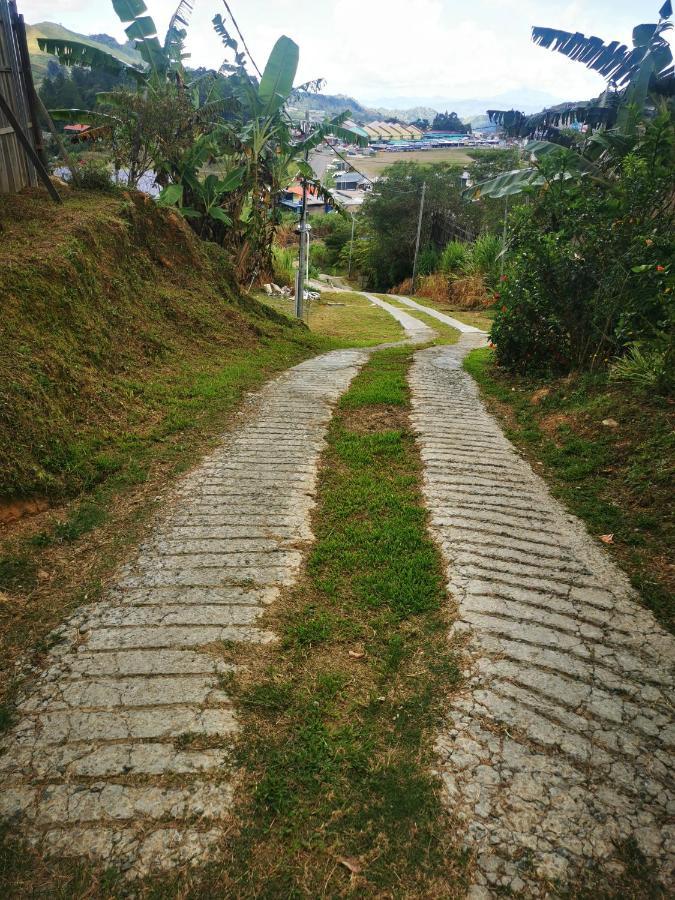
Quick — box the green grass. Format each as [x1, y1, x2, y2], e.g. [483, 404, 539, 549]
[256, 289, 406, 348]
[465, 347, 674, 633]
[356, 147, 473, 177]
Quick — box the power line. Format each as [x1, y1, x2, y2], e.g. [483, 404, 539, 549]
[221, 1, 262, 77]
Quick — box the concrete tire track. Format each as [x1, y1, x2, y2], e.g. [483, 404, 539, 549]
[410, 337, 675, 897]
[0, 349, 369, 877]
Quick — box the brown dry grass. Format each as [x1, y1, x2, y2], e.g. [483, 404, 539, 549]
[392, 273, 490, 309]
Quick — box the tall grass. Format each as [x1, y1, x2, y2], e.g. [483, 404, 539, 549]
[272, 245, 296, 286]
[439, 240, 468, 274]
[464, 233, 504, 291]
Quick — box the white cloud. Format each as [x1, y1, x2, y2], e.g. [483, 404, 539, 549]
[19, 0, 670, 106]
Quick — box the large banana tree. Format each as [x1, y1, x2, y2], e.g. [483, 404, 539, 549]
[159, 18, 367, 281]
[469, 2, 674, 199]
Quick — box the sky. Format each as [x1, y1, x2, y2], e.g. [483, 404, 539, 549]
[21, 0, 671, 106]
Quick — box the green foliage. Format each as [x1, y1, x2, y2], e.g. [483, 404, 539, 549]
[610, 340, 674, 394]
[439, 239, 468, 274]
[431, 110, 471, 134]
[464, 233, 504, 291]
[271, 245, 295, 286]
[69, 156, 115, 191]
[360, 161, 482, 290]
[417, 246, 440, 276]
[41, 6, 365, 287]
[490, 115, 674, 375]
[39, 65, 128, 117]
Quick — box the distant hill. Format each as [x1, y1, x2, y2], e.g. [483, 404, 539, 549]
[287, 94, 439, 126]
[26, 22, 142, 81]
[368, 89, 568, 118]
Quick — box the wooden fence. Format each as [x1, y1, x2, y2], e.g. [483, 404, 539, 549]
[0, 0, 41, 193]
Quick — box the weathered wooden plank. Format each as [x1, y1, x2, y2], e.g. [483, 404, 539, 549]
[0, 0, 39, 193]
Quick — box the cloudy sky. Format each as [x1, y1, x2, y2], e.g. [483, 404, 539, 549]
[21, 0, 669, 104]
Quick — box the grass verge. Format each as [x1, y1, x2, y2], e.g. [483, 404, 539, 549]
[465, 348, 674, 634]
[256, 290, 405, 347]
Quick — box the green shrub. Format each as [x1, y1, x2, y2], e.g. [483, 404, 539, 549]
[610, 341, 673, 395]
[417, 246, 439, 276]
[439, 240, 468, 274]
[70, 158, 115, 192]
[490, 117, 674, 374]
[272, 246, 295, 286]
[464, 233, 504, 291]
[309, 242, 330, 272]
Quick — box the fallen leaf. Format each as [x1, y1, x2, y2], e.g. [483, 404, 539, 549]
[338, 857, 362, 875]
[348, 650, 365, 659]
[37, 569, 50, 581]
[599, 534, 614, 544]
[602, 418, 619, 428]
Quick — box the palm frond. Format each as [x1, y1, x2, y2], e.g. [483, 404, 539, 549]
[532, 8, 673, 87]
[164, 0, 194, 65]
[37, 38, 144, 78]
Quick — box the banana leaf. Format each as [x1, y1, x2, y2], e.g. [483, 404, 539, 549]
[258, 36, 299, 115]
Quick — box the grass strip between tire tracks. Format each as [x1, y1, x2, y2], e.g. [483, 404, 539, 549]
[212, 347, 468, 898]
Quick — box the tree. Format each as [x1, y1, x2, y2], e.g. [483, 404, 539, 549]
[38, 0, 195, 85]
[360, 162, 482, 289]
[411, 118, 429, 131]
[431, 111, 471, 134]
[469, 4, 674, 200]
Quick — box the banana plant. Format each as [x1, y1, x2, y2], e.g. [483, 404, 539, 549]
[38, 0, 195, 84]
[469, 3, 673, 200]
[156, 18, 367, 280]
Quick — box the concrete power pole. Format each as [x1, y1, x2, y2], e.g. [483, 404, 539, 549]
[411, 180, 427, 295]
[295, 111, 311, 319]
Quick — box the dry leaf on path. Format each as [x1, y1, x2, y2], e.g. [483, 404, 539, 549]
[348, 650, 365, 659]
[338, 856, 362, 875]
[599, 534, 615, 544]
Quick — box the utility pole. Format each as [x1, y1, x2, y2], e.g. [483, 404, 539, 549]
[295, 111, 311, 319]
[411, 180, 426, 295]
[500, 195, 509, 281]
[347, 213, 355, 279]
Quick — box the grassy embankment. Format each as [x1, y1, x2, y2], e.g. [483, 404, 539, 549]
[466, 348, 674, 634]
[0, 189, 340, 725]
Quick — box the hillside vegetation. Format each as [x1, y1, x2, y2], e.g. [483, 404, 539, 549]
[0, 189, 325, 506]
